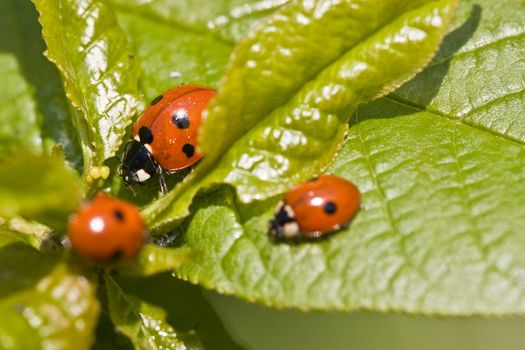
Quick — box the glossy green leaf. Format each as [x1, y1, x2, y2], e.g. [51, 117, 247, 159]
[0, 153, 81, 231]
[144, 0, 457, 232]
[105, 274, 203, 350]
[0, 258, 99, 350]
[169, 0, 525, 315]
[0, 0, 80, 166]
[33, 0, 140, 186]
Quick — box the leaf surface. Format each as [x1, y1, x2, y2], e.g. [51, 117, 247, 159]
[110, 0, 287, 43]
[117, 244, 192, 277]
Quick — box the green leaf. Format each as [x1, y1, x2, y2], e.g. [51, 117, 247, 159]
[0, 0, 80, 166]
[392, 0, 525, 144]
[33, 0, 140, 186]
[109, 0, 287, 44]
[105, 274, 203, 350]
[169, 0, 525, 315]
[0, 153, 81, 231]
[200, 0, 439, 164]
[112, 6, 233, 99]
[0, 255, 99, 350]
[144, 0, 458, 232]
[117, 244, 193, 277]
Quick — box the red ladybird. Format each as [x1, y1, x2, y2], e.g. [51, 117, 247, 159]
[68, 193, 146, 263]
[120, 85, 217, 193]
[269, 175, 360, 241]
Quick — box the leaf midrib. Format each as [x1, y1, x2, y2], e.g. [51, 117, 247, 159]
[428, 28, 525, 69]
[384, 94, 525, 148]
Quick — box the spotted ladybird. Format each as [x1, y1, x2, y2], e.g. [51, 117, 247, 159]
[269, 175, 360, 241]
[68, 193, 146, 263]
[120, 85, 216, 193]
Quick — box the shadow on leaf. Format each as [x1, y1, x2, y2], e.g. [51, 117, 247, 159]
[114, 273, 245, 350]
[351, 4, 482, 125]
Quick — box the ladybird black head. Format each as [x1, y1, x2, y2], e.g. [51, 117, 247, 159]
[150, 95, 163, 106]
[172, 110, 190, 129]
[120, 140, 159, 186]
[182, 143, 195, 158]
[269, 203, 300, 241]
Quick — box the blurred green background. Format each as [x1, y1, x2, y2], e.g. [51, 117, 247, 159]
[117, 273, 525, 350]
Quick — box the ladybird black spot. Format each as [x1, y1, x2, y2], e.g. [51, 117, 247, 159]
[109, 249, 123, 262]
[324, 201, 337, 215]
[150, 95, 163, 106]
[171, 110, 190, 129]
[138, 126, 154, 144]
[182, 144, 195, 158]
[308, 177, 319, 182]
[114, 209, 125, 222]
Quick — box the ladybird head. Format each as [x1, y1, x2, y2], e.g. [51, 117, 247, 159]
[120, 140, 158, 187]
[269, 202, 301, 242]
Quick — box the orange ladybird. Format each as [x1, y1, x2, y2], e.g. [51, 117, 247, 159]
[269, 175, 360, 241]
[120, 85, 216, 193]
[68, 193, 145, 263]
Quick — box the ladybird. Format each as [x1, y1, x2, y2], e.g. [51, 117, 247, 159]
[68, 193, 146, 263]
[120, 85, 217, 193]
[269, 175, 360, 241]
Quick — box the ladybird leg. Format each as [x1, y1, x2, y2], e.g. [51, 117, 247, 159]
[158, 168, 168, 194]
[128, 184, 137, 197]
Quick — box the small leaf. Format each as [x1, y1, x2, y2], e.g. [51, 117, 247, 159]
[0, 153, 82, 231]
[105, 274, 203, 350]
[0, 258, 99, 350]
[33, 0, 140, 186]
[144, 0, 458, 232]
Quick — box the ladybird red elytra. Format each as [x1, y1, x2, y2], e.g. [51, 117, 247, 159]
[120, 85, 217, 193]
[67, 193, 146, 263]
[269, 175, 361, 241]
